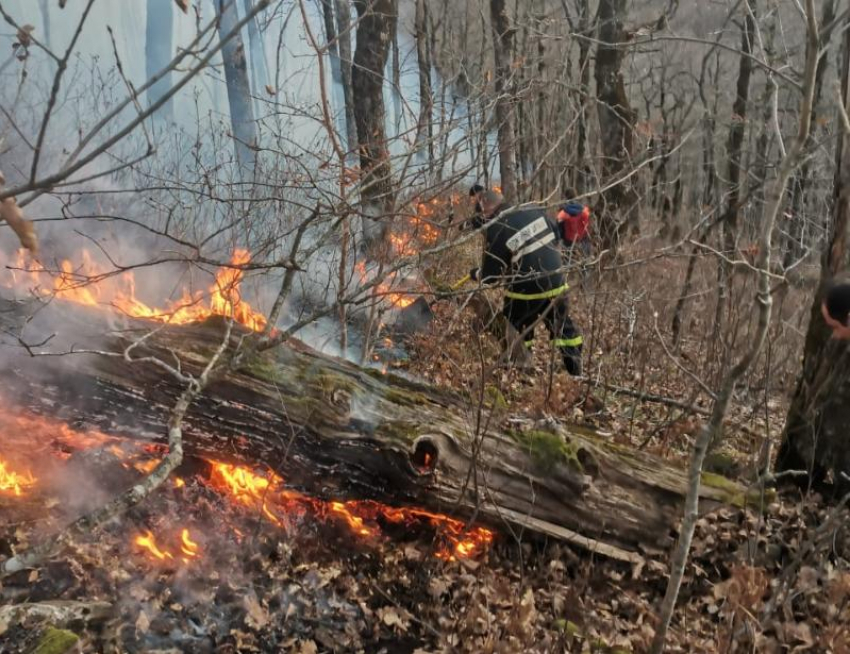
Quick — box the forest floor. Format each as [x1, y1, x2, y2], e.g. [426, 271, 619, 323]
[2, 240, 849, 653]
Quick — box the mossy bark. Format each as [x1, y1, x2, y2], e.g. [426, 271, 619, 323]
[0, 301, 748, 560]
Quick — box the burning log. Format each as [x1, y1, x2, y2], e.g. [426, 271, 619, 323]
[0, 298, 753, 564]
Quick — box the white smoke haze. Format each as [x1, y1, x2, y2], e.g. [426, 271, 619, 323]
[0, 0, 484, 369]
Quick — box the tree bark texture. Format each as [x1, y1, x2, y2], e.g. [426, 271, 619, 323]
[217, 0, 258, 173]
[335, 0, 359, 165]
[146, 0, 174, 120]
[352, 0, 397, 228]
[779, 16, 850, 492]
[594, 0, 638, 249]
[489, 0, 519, 203]
[0, 300, 749, 561]
[414, 0, 434, 169]
[241, 0, 270, 106]
[320, 0, 349, 152]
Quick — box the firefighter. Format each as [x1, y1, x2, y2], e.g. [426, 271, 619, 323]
[822, 280, 850, 340]
[469, 189, 583, 376]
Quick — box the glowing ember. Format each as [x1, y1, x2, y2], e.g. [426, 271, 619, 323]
[7, 248, 267, 332]
[0, 458, 36, 496]
[134, 530, 174, 561]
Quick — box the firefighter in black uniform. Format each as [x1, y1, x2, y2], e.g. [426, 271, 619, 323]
[469, 190, 583, 376]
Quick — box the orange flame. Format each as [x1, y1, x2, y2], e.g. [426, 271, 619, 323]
[8, 248, 267, 332]
[204, 459, 492, 560]
[0, 458, 36, 496]
[134, 530, 174, 561]
[180, 528, 199, 559]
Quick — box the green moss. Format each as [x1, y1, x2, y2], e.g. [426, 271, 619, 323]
[243, 355, 288, 384]
[382, 387, 429, 407]
[509, 429, 586, 473]
[484, 385, 508, 410]
[33, 627, 79, 654]
[701, 471, 775, 508]
[377, 420, 420, 443]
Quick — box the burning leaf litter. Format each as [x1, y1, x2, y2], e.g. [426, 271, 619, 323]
[0, 458, 36, 496]
[0, 407, 493, 565]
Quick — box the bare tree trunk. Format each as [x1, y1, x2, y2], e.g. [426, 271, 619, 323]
[241, 0, 269, 99]
[320, 0, 349, 151]
[217, 0, 258, 173]
[594, 0, 638, 249]
[390, 17, 402, 137]
[652, 3, 821, 647]
[782, 0, 836, 270]
[146, 0, 174, 121]
[715, 2, 755, 337]
[335, 0, 358, 164]
[39, 0, 51, 49]
[352, 0, 397, 243]
[778, 11, 850, 493]
[489, 0, 518, 203]
[575, 0, 591, 191]
[414, 0, 434, 170]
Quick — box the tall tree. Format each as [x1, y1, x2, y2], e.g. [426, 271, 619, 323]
[335, 0, 358, 164]
[320, 0, 349, 151]
[146, 0, 175, 120]
[778, 15, 850, 492]
[714, 1, 755, 338]
[352, 0, 397, 236]
[594, 0, 638, 248]
[489, 0, 518, 203]
[414, 0, 434, 169]
[217, 0, 257, 173]
[241, 0, 270, 104]
[783, 0, 836, 269]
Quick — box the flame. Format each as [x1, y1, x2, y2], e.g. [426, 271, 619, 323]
[0, 458, 36, 496]
[7, 248, 267, 332]
[134, 528, 200, 564]
[180, 528, 199, 558]
[205, 459, 491, 560]
[135, 530, 174, 561]
[208, 461, 285, 526]
[0, 403, 493, 562]
[330, 501, 374, 537]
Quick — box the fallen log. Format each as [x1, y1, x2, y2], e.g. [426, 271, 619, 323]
[0, 298, 755, 562]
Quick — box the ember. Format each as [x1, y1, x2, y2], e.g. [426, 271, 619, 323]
[7, 248, 267, 332]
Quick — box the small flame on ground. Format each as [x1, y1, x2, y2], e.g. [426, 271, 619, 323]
[135, 531, 174, 561]
[134, 528, 200, 564]
[180, 529, 200, 559]
[0, 458, 36, 496]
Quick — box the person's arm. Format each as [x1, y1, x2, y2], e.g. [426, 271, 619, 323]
[471, 226, 509, 285]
